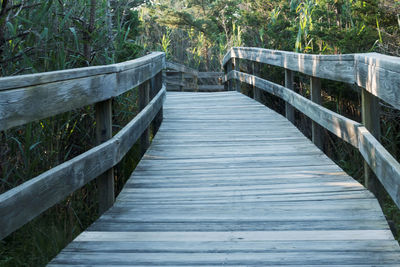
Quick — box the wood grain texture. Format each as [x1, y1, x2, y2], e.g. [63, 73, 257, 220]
[229, 71, 400, 210]
[355, 53, 400, 110]
[166, 61, 199, 77]
[166, 67, 224, 92]
[223, 47, 355, 83]
[0, 86, 166, 240]
[361, 88, 383, 201]
[223, 47, 400, 109]
[0, 52, 165, 132]
[50, 91, 400, 266]
[233, 57, 240, 92]
[95, 99, 115, 214]
[310, 76, 323, 150]
[285, 69, 295, 123]
[229, 70, 361, 147]
[139, 80, 150, 155]
[358, 126, 400, 209]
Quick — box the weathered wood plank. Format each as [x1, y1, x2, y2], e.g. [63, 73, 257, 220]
[0, 53, 164, 132]
[197, 85, 225, 91]
[225, 58, 232, 91]
[0, 52, 164, 91]
[63, 240, 400, 253]
[361, 88, 384, 202]
[223, 47, 400, 110]
[49, 91, 400, 265]
[139, 80, 150, 155]
[0, 86, 166, 240]
[74, 230, 394, 242]
[49, 251, 400, 266]
[233, 57, 240, 92]
[166, 61, 198, 77]
[229, 71, 361, 147]
[358, 126, 400, 209]
[95, 99, 115, 214]
[355, 53, 400, 110]
[88, 219, 389, 232]
[223, 47, 355, 83]
[228, 72, 400, 210]
[285, 69, 295, 123]
[310, 76, 324, 150]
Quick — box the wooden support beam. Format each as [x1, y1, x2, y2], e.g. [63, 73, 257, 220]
[252, 62, 261, 102]
[139, 80, 150, 155]
[224, 59, 232, 91]
[180, 72, 184, 92]
[233, 58, 240, 92]
[361, 89, 384, 202]
[194, 74, 198, 92]
[285, 69, 295, 124]
[152, 71, 163, 134]
[310, 76, 323, 150]
[95, 99, 114, 214]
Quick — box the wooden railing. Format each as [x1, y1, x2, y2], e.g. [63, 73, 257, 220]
[223, 47, 400, 209]
[166, 61, 224, 92]
[0, 52, 166, 239]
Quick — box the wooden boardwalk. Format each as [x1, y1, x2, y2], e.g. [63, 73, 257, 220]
[49, 91, 400, 266]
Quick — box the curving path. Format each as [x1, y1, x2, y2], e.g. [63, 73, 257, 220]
[49, 91, 400, 266]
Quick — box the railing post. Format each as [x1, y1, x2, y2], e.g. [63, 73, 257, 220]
[252, 61, 261, 101]
[285, 69, 295, 123]
[361, 89, 384, 202]
[233, 58, 240, 92]
[224, 59, 233, 91]
[95, 99, 114, 214]
[139, 80, 150, 155]
[151, 71, 163, 133]
[310, 76, 323, 150]
[180, 71, 185, 91]
[194, 74, 198, 92]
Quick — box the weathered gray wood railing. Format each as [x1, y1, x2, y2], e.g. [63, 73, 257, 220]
[166, 61, 224, 92]
[223, 47, 400, 209]
[0, 52, 166, 240]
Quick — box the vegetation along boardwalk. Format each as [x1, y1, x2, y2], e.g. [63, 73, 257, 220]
[49, 91, 400, 265]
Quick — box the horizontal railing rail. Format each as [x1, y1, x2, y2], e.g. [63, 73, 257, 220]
[0, 52, 166, 240]
[166, 61, 224, 92]
[0, 52, 165, 132]
[223, 47, 400, 110]
[223, 47, 400, 210]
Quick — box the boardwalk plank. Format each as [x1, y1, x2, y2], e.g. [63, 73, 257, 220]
[49, 91, 400, 266]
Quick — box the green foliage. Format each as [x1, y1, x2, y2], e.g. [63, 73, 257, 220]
[0, 0, 145, 75]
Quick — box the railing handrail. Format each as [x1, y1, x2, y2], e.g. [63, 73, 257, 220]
[166, 61, 199, 77]
[223, 47, 400, 211]
[0, 52, 166, 240]
[223, 47, 400, 110]
[0, 52, 165, 132]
